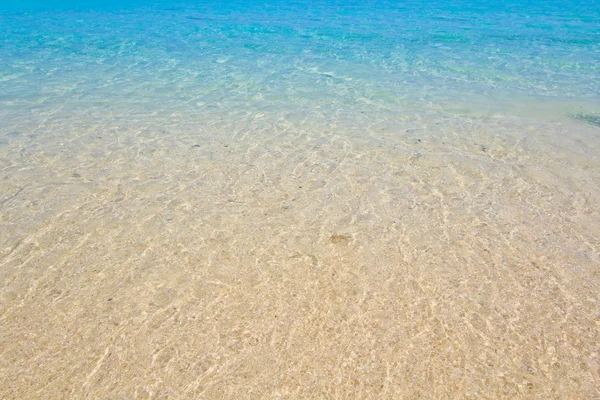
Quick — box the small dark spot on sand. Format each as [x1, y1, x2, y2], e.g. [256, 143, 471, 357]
[107, 298, 112, 301]
[570, 112, 600, 127]
[330, 234, 351, 244]
[224, 145, 229, 147]
[191, 144, 201, 148]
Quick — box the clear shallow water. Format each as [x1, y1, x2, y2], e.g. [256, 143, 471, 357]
[1, 0, 599, 118]
[1, 1, 599, 398]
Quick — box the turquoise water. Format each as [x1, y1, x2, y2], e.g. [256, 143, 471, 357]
[2, 1, 600, 398]
[1, 0, 599, 121]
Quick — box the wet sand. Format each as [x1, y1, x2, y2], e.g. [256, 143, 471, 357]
[1, 109, 599, 398]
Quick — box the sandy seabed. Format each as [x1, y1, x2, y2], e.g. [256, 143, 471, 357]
[0, 108, 599, 399]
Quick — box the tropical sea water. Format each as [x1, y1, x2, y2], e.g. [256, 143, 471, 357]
[0, 0, 599, 398]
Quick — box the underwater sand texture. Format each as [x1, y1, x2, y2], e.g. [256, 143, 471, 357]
[0, 109, 599, 399]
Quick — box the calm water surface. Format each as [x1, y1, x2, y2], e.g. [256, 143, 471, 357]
[1, 0, 599, 398]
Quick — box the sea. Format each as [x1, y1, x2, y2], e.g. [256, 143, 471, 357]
[1, 0, 599, 398]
